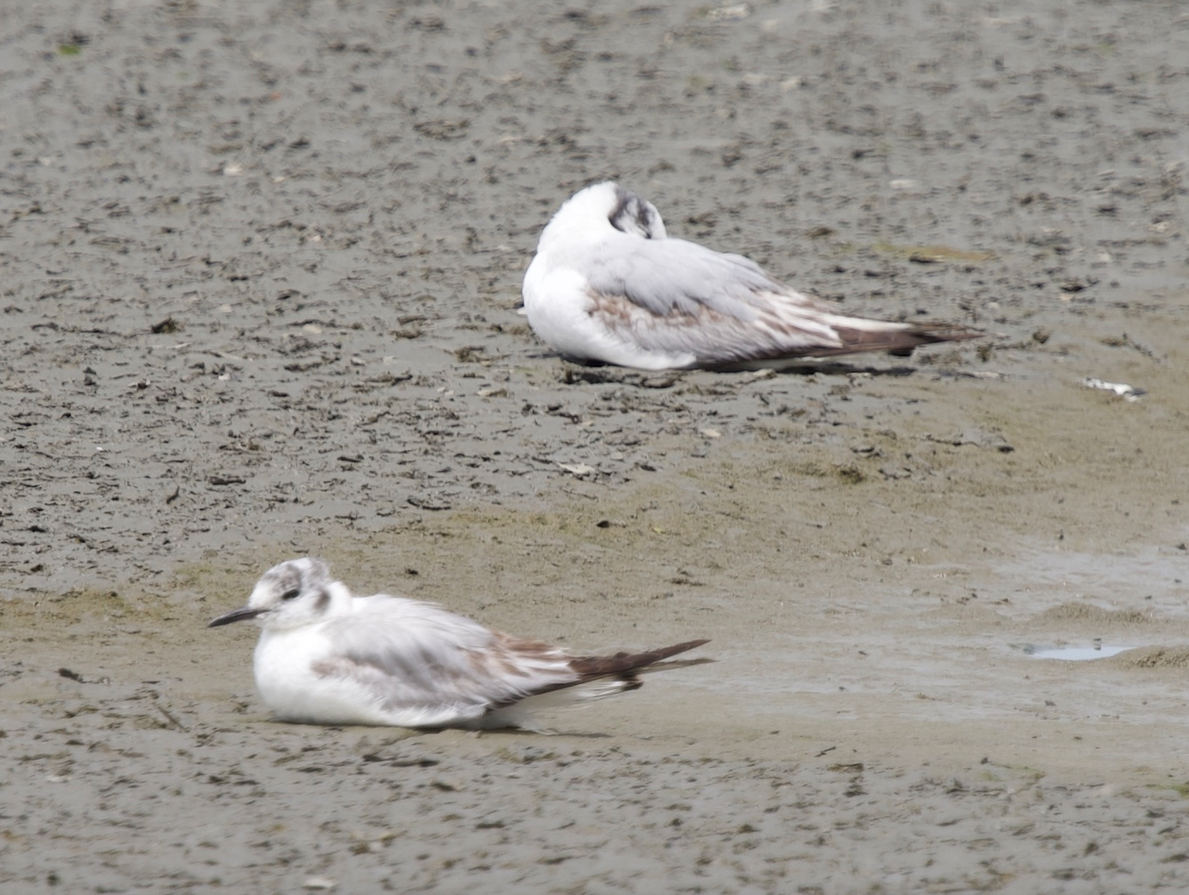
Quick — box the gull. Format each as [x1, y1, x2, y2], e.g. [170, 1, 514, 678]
[209, 558, 709, 731]
[522, 181, 981, 371]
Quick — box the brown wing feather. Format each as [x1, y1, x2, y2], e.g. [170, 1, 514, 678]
[806, 323, 983, 358]
[567, 639, 711, 680]
[483, 638, 711, 709]
[592, 285, 982, 368]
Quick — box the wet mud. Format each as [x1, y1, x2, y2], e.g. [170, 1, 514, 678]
[3, 1, 1189, 891]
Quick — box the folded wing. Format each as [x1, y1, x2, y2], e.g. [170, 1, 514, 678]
[314, 597, 708, 727]
[584, 235, 978, 368]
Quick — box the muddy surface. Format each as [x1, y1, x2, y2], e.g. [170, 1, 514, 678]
[4, 0, 1189, 891]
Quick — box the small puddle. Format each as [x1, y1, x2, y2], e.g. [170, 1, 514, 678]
[1021, 644, 1134, 661]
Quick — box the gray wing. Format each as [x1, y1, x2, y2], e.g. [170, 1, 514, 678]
[315, 598, 578, 725]
[581, 235, 849, 365]
[586, 236, 787, 318]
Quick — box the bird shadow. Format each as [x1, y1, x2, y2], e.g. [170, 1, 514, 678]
[467, 726, 615, 740]
[559, 360, 920, 388]
[754, 360, 921, 377]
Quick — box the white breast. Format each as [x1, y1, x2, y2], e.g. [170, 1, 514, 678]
[252, 627, 385, 726]
[523, 255, 696, 370]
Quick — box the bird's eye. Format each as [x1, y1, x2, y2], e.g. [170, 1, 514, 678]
[280, 588, 301, 601]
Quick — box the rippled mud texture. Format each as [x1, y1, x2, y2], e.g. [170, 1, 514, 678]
[4, 1, 1189, 892]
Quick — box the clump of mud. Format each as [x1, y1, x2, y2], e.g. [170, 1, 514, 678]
[1036, 603, 1151, 628]
[1108, 646, 1189, 669]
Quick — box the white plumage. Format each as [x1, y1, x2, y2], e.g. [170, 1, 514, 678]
[522, 181, 980, 371]
[209, 558, 708, 731]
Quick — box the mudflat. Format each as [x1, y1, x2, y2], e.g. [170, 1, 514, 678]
[3, 1, 1189, 892]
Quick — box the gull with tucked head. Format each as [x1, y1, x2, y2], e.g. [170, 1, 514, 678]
[209, 558, 709, 732]
[522, 181, 982, 371]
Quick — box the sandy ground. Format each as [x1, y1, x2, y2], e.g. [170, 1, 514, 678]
[4, 0, 1189, 891]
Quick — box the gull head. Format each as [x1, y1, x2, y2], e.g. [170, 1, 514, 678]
[209, 557, 340, 632]
[540, 181, 668, 248]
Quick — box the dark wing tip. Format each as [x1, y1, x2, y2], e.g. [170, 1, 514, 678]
[827, 323, 983, 358]
[569, 638, 711, 680]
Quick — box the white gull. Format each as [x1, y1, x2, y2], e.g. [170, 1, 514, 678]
[209, 557, 709, 731]
[522, 181, 981, 371]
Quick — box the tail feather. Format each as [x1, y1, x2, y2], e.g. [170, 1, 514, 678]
[701, 315, 983, 370]
[477, 639, 710, 730]
[492, 639, 710, 708]
[567, 638, 711, 681]
[816, 322, 982, 358]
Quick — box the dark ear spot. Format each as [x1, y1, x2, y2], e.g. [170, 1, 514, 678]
[312, 587, 331, 614]
[609, 189, 632, 229]
[608, 191, 642, 236]
[609, 188, 664, 240]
